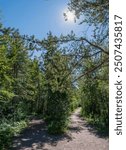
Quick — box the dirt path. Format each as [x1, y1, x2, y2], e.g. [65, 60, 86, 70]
[12, 108, 109, 150]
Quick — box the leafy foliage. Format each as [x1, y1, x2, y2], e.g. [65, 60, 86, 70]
[0, 24, 46, 148]
[67, 0, 109, 134]
[0, 0, 109, 147]
[43, 33, 72, 133]
[0, 120, 27, 150]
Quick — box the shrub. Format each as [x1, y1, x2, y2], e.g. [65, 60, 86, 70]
[0, 120, 27, 150]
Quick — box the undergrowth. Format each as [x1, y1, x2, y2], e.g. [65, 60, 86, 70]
[0, 120, 27, 150]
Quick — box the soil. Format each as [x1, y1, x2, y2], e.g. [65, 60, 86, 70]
[12, 108, 109, 150]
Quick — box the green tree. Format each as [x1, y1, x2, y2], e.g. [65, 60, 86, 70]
[68, 0, 109, 41]
[43, 33, 72, 134]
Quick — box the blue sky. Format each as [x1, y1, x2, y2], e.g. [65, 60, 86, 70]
[0, 0, 87, 39]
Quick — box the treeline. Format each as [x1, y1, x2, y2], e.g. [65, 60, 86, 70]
[0, 26, 80, 149]
[68, 0, 109, 132]
[0, 0, 109, 149]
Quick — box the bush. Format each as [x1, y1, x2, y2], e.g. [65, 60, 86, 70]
[81, 77, 109, 133]
[47, 119, 69, 134]
[45, 90, 70, 134]
[0, 120, 27, 150]
[0, 122, 13, 150]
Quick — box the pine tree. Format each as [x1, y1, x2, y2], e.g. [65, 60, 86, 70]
[43, 33, 72, 134]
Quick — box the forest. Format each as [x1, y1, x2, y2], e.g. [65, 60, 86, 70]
[0, 0, 109, 149]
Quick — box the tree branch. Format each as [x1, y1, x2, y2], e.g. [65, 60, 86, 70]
[72, 57, 109, 83]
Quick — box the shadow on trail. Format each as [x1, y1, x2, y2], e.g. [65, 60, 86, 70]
[78, 116, 109, 139]
[12, 119, 72, 150]
[84, 122, 109, 139]
[73, 111, 109, 139]
[12, 109, 108, 150]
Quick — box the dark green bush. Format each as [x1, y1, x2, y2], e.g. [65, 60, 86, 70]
[81, 77, 109, 133]
[45, 90, 70, 134]
[0, 121, 27, 150]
